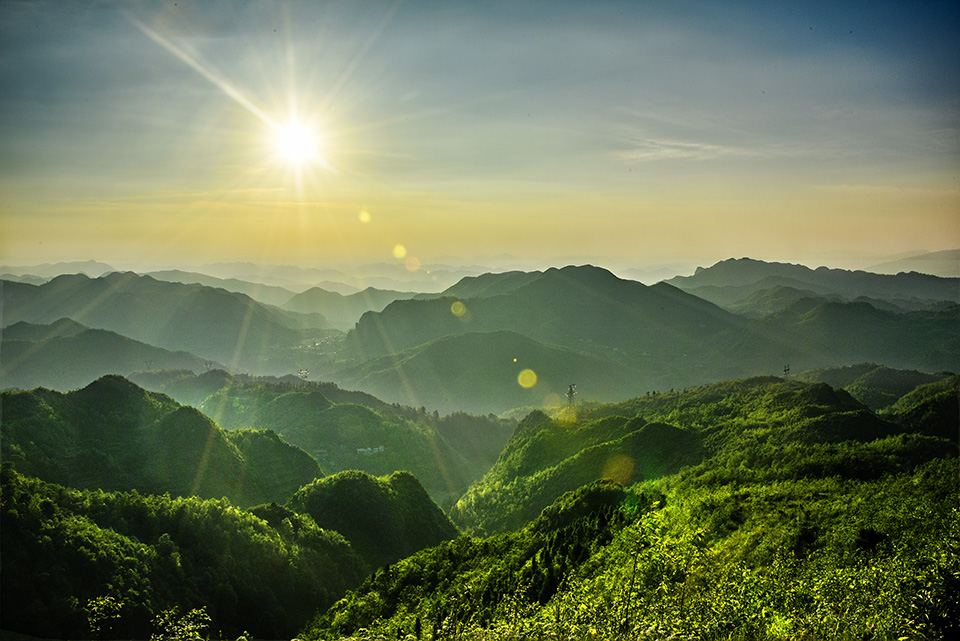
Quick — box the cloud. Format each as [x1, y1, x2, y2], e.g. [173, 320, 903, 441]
[618, 137, 754, 162]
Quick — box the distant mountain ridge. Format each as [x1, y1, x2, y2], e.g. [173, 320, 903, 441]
[282, 286, 419, 330]
[1, 272, 331, 374]
[1, 319, 215, 391]
[667, 257, 960, 308]
[867, 249, 960, 278]
[345, 265, 804, 408]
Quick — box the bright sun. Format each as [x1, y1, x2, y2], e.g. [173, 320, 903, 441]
[274, 121, 321, 165]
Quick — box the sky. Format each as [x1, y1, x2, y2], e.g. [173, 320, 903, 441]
[1, 0, 958, 273]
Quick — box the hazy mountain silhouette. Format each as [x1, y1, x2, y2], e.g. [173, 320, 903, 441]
[337, 329, 638, 415]
[667, 257, 960, 308]
[1, 273, 331, 373]
[347, 265, 799, 401]
[0, 260, 115, 278]
[147, 269, 300, 305]
[0, 319, 215, 391]
[281, 286, 418, 330]
[867, 249, 960, 278]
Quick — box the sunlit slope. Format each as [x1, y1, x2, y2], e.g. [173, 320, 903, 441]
[288, 470, 460, 570]
[451, 375, 957, 536]
[0, 467, 365, 641]
[1, 273, 330, 373]
[348, 265, 794, 398]
[307, 376, 959, 641]
[0, 375, 321, 506]
[1, 319, 214, 391]
[337, 329, 639, 414]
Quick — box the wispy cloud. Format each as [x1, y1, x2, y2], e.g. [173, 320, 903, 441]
[618, 137, 756, 162]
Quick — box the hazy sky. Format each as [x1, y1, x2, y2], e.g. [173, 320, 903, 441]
[1, 0, 958, 271]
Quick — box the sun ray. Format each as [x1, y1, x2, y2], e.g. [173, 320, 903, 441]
[129, 17, 278, 130]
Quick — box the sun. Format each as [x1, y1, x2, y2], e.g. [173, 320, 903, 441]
[273, 120, 322, 166]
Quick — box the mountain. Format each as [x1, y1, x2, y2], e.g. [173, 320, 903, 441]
[762, 299, 960, 372]
[0, 260, 115, 278]
[287, 470, 460, 570]
[347, 265, 796, 402]
[794, 363, 952, 410]
[1, 467, 365, 640]
[725, 285, 839, 317]
[128, 370, 515, 506]
[196, 379, 497, 506]
[450, 375, 955, 536]
[1, 319, 215, 391]
[146, 269, 300, 306]
[337, 329, 639, 415]
[0, 375, 321, 506]
[867, 249, 960, 278]
[1, 272, 334, 374]
[667, 257, 960, 309]
[131, 369, 517, 500]
[303, 374, 958, 641]
[281, 286, 419, 331]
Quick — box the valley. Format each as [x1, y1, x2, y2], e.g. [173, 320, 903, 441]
[1, 256, 958, 640]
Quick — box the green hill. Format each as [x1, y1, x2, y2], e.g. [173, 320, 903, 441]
[0, 375, 321, 506]
[347, 265, 797, 406]
[288, 470, 460, 570]
[795, 363, 951, 409]
[0, 466, 365, 640]
[129, 370, 516, 504]
[762, 300, 960, 372]
[0, 320, 214, 392]
[337, 329, 639, 415]
[450, 376, 952, 536]
[303, 376, 959, 641]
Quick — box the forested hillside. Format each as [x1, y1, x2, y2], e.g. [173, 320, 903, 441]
[132, 370, 515, 505]
[0, 375, 321, 506]
[306, 376, 960, 641]
[0, 466, 365, 640]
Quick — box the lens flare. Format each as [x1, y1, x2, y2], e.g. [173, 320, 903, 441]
[451, 301, 467, 317]
[518, 369, 538, 389]
[393, 244, 407, 259]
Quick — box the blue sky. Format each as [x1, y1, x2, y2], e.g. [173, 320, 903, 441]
[1, 0, 957, 270]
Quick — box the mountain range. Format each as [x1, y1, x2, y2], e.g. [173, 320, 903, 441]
[0, 375, 321, 506]
[0, 319, 216, 391]
[1, 272, 333, 374]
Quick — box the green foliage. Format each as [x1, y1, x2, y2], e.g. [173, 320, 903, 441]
[304, 480, 647, 640]
[192, 376, 512, 505]
[288, 470, 460, 570]
[85, 595, 124, 639]
[0, 465, 365, 640]
[304, 375, 959, 641]
[150, 606, 210, 641]
[0, 376, 321, 507]
[796, 363, 951, 410]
